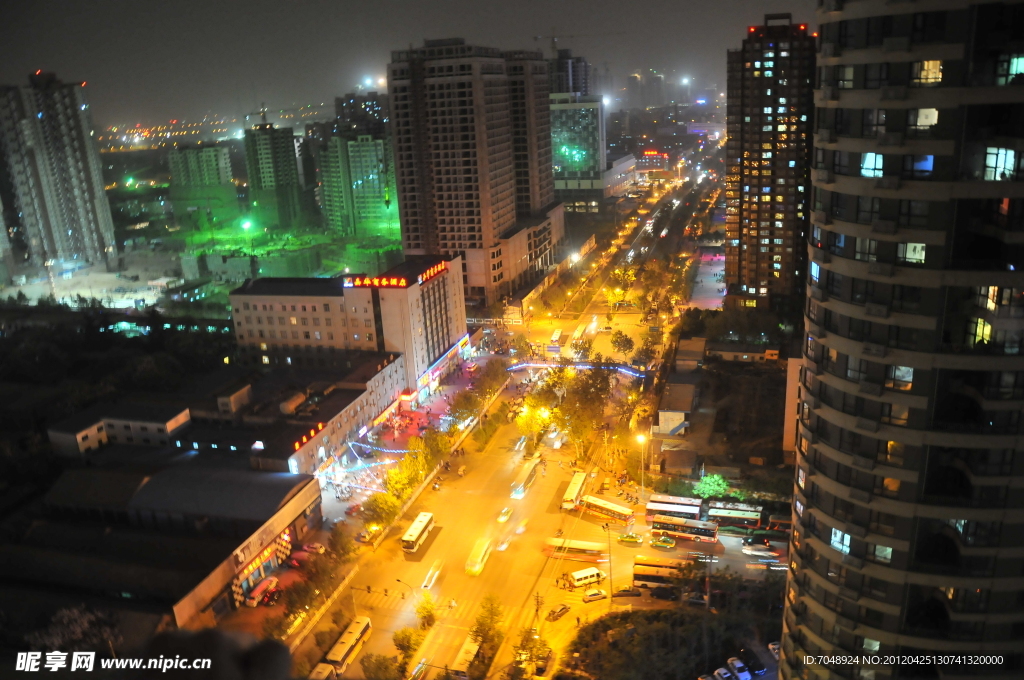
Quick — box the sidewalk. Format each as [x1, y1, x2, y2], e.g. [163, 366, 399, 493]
[689, 251, 726, 310]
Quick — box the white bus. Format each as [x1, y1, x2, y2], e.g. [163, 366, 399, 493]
[707, 501, 764, 529]
[326, 616, 372, 673]
[511, 458, 541, 499]
[644, 501, 701, 522]
[561, 471, 587, 510]
[550, 329, 563, 344]
[450, 637, 482, 679]
[544, 538, 608, 562]
[401, 512, 435, 553]
[650, 515, 719, 543]
[634, 555, 690, 571]
[579, 495, 634, 525]
[649, 494, 703, 509]
[632, 565, 680, 589]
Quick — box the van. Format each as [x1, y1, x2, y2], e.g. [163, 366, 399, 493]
[465, 538, 493, 575]
[569, 567, 606, 587]
[309, 664, 337, 679]
[244, 576, 279, 607]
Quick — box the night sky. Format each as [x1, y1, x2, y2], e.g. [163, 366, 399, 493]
[1, 0, 814, 127]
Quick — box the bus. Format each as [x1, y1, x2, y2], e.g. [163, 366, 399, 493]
[632, 565, 680, 589]
[634, 555, 690, 571]
[450, 637, 482, 679]
[644, 501, 701, 522]
[511, 458, 541, 499]
[561, 472, 587, 510]
[544, 538, 608, 562]
[550, 329, 563, 344]
[465, 538, 493, 575]
[707, 501, 763, 529]
[326, 616, 372, 673]
[579, 495, 634, 525]
[768, 514, 793, 533]
[650, 515, 719, 543]
[401, 512, 435, 553]
[649, 494, 703, 509]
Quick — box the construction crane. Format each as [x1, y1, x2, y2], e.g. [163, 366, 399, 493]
[533, 29, 627, 59]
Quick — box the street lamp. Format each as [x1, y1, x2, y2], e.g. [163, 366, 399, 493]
[395, 578, 414, 600]
[601, 523, 615, 612]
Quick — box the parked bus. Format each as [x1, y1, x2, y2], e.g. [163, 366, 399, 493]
[707, 501, 763, 529]
[326, 616, 372, 673]
[561, 472, 587, 510]
[768, 514, 793, 533]
[401, 512, 435, 553]
[632, 566, 680, 589]
[579, 495, 634, 525]
[634, 555, 690, 571]
[650, 515, 720, 543]
[649, 494, 703, 509]
[550, 329, 563, 344]
[544, 538, 608, 562]
[644, 501, 701, 522]
[450, 637, 482, 679]
[511, 458, 541, 499]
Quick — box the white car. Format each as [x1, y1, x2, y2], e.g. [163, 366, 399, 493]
[741, 545, 779, 558]
[497, 507, 513, 523]
[582, 588, 607, 603]
[496, 536, 511, 551]
[422, 559, 444, 589]
[303, 543, 326, 555]
[767, 642, 780, 661]
[713, 668, 736, 680]
[727, 658, 752, 680]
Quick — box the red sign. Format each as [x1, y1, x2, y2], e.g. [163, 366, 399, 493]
[417, 262, 447, 284]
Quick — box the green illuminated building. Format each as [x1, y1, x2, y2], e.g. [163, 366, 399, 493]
[321, 133, 399, 242]
[243, 124, 303, 232]
[550, 93, 606, 211]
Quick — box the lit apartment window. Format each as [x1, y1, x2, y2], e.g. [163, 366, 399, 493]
[985, 147, 1017, 181]
[872, 544, 892, 564]
[262, 356, 270, 365]
[830, 528, 851, 555]
[995, 54, 1024, 86]
[906, 108, 938, 136]
[885, 365, 914, 391]
[911, 60, 942, 86]
[861, 153, 884, 178]
[897, 242, 926, 264]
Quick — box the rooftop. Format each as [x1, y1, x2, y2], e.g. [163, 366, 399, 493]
[676, 337, 707, 362]
[659, 383, 696, 413]
[48, 400, 189, 434]
[230, 276, 349, 298]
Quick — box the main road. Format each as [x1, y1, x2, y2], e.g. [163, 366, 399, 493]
[340, 381, 785, 679]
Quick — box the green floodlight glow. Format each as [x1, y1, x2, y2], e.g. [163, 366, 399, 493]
[242, 221, 252, 230]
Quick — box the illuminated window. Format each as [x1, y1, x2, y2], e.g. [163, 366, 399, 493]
[861, 153, 884, 178]
[911, 60, 942, 86]
[262, 355, 270, 365]
[830, 528, 851, 554]
[985, 147, 1017, 181]
[896, 242, 926, 264]
[885, 365, 914, 391]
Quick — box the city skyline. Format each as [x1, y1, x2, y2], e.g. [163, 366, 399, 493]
[0, 0, 815, 126]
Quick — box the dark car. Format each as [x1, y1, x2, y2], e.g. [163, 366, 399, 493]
[535, 648, 553, 676]
[742, 536, 771, 549]
[261, 588, 282, 606]
[651, 586, 680, 601]
[738, 648, 766, 676]
[546, 604, 571, 621]
[612, 585, 642, 598]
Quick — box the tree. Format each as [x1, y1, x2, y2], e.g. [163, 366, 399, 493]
[315, 628, 339, 651]
[392, 627, 425, 663]
[515, 402, 550, 444]
[360, 654, 403, 680]
[448, 390, 482, 426]
[416, 592, 438, 629]
[512, 626, 549, 666]
[476, 357, 509, 397]
[329, 522, 355, 560]
[631, 341, 655, 368]
[261, 614, 289, 641]
[422, 428, 451, 465]
[570, 337, 593, 360]
[283, 580, 317, 616]
[304, 554, 339, 594]
[362, 492, 401, 527]
[469, 594, 503, 647]
[610, 331, 635, 360]
[511, 333, 532, 357]
[693, 474, 731, 499]
[26, 606, 122, 653]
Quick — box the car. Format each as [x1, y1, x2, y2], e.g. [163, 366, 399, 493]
[612, 585, 642, 598]
[497, 507, 513, 523]
[582, 588, 607, 603]
[261, 588, 282, 606]
[651, 586, 680, 601]
[767, 642, 780, 661]
[651, 535, 677, 549]
[727, 658, 752, 680]
[345, 504, 363, 516]
[515, 519, 529, 535]
[713, 668, 736, 680]
[303, 543, 326, 555]
[408, 659, 428, 680]
[496, 536, 511, 551]
[741, 545, 779, 557]
[698, 675, 714, 680]
[534, 648, 553, 676]
[286, 557, 303, 569]
[356, 525, 382, 543]
[738, 648, 766, 676]
[422, 559, 444, 589]
[617, 532, 643, 545]
[742, 536, 771, 549]
[546, 604, 571, 621]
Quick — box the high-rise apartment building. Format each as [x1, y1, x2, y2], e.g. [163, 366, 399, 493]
[321, 132, 399, 242]
[0, 72, 116, 272]
[335, 91, 388, 134]
[388, 39, 564, 305]
[724, 14, 815, 310]
[549, 49, 591, 95]
[243, 124, 303, 232]
[168, 144, 241, 227]
[550, 93, 608, 212]
[784, 3, 1024, 679]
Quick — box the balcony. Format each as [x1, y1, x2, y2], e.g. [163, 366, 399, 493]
[880, 85, 908, 100]
[811, 246, 831, 263]
[814, 168, 835, 184]
[879, 131, 905, 147]
[864, 302, 890, 318]
[858, 380, 883, 396]
[870, 218, 897, 234]
[875, 175, 902, 190]
[862, 342, 887, 358]
[812, 209, 831, 224]
[882, 36, 910, 52]
[867, 262, 895, 276]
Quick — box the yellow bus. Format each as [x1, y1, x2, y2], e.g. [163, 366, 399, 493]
[325, 616, 372, 673]
[465, 538, 493, 575]
[579, 495, 634, 525]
